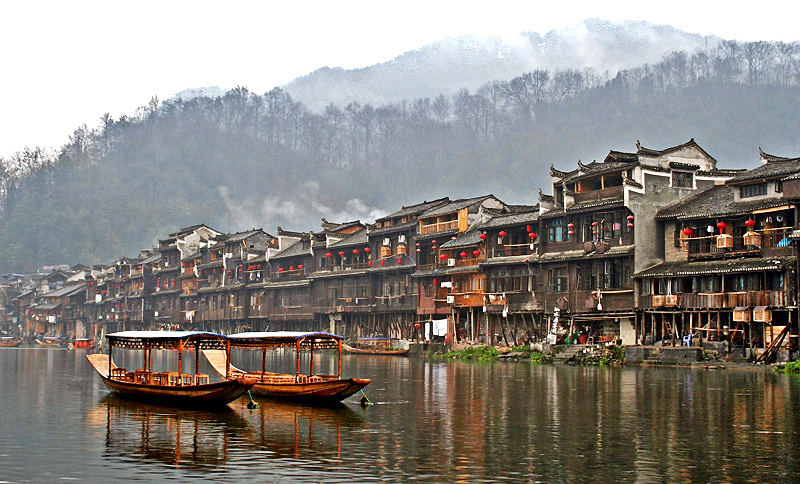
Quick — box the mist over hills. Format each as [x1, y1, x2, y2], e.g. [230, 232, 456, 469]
[286, 19, 716, 109]
[2, 20, 800, 271]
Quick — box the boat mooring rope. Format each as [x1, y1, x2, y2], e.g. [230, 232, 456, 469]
[360, 389, 373, 407]
[246, 390, 260, 409]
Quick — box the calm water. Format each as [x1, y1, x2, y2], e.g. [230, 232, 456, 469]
[1, 348, 800, 482]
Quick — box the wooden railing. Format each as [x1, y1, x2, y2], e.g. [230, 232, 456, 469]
[640, 290, 788, 309]
[571, 185, 623, 203]
[420, 220, 459, 235]
[687, 227, 794, 259]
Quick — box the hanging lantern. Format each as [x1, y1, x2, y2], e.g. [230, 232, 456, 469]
[567, 222, 575, 229]
[416, 248, 421, 252]
[433, 278, 438, 285]
[298, 264, 303, 270]
[498, 230, 507, 238]
[439, 254, 448, 260]
[338, 251, 345, 257]
[380, 260, 386, 267]
[278, 267, 285, 272]
[528, 232, 536, 239]
[432, 245, 437, 250]
[326, 252, 333, 258]
[289, 266, 294, 271]
[479, 233, 487, 240]
[368, 261, 373, 267]
[460, 251, 468, 258]
[397, 257, 403, 264]
[472, 249, 481, 257]
[414, 323, 421, 329]
[745, 219, 756, 228]
[568, 229, 575, 235]
[682, 228, 693, 236]
[364, 247, 371, 253]
[431, 239, 437, 244]
[716, 221, 727, 232]
[526, 225, 532, 233]
[591, 221, 598, 227]
[416, 242, 421, 247]
[627, 215, 634, 221]
[353, 248, 359, 254]
[627, 222, 634, 228]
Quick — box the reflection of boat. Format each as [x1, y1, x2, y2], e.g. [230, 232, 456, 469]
[69, 338, 94, 350]
[203, 331, 371, 404]
[91, 394, 249, 469]
[86, 331, 254, 407]
[344, 337, 409, 356]
[35, 336, 64, 347]
[0, 336, 21, 347]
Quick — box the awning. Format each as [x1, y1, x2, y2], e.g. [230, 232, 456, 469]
[752, 204, 794, 214]
[754, 305, 769, 311]
[733, 306, 749, 311]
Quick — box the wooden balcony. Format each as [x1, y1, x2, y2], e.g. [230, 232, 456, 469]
[420, 220, 459, 235]
[686, 227, 794, 260]
[571, 185, 623, 203]
[640, 290, 788, 309]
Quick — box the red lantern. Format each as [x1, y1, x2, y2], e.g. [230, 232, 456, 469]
[479, 233, 487, 240]
[326, 252, 333, 258]
[567, 223, 575, 229]
[439, 254, 448, 260]
[745, 219, 756, 228]
[526, 225, 532, 233]
[364, 247, 371, 253]
[416, 248, 421, 252]
[431, 239, 437, 244]
[627, 215, 634, 221]
[528, 232, 536, 239]
[716, 221, 727, 232]
[498, 230, 507, 238]
[416, 242, 421, 247]
[338, 251, 345, 257]
[433, 278, 438, 285]
[473, 249, 481, 257]
[380, 260, 386, 267]
[591, 221, 598, 227]
[368, 261, 373, 267]
[414, 323, 421, 329]
[397, 257, 403, 264]
[568, 230, 575, 235]
[432, 245, 437, 250]
[278, 267, 285, 272]
[627, 222, 634, 228]
[298, 264, 303, 270]
[289, 266, 294, 271]
[460, 251, 468, 258]
[682, 228, 693, 236]
[353, 249, 359, 254]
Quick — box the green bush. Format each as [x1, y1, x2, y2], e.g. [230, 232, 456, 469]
[775, 360, 800, 374]
[530, 352, 551, 364]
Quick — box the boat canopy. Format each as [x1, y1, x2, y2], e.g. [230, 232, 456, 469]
[106, 331, 228, 350]
[228, 331, 343, 349]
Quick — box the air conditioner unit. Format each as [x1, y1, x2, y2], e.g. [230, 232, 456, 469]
[446, 295, 455, 304]
[447, 258, 456, 267]
[383, 238, 391, 246]
[398, 234, 407, 244]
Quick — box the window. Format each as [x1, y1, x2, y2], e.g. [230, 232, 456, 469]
[548, 218, 566, 243]
[672, 171, 694, 188]
[740, 183, 767, 198]
[776, 180, 783, 193]
[549, 267, 568, 292]
[424, 283, 434, 298]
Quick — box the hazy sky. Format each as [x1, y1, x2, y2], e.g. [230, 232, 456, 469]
[1, 0, 798, 157]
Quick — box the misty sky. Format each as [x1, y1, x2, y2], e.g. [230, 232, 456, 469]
[1, 0, 798, 157]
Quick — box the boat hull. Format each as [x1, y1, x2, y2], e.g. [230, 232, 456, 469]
[248, 378, 371, 403]
[86, 354, 253, 408]
[343, 344, 409, 356]
[35, 338, 63, 347]
[0, 339, 21, 347]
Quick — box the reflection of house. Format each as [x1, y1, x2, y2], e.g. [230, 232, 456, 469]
[636, 149, 800, 350]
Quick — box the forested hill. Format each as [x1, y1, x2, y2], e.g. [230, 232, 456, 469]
[2, 40, 800, 272]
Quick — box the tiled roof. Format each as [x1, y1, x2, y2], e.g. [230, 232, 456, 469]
[328, 229, 368, 248]
[377, 197, 450, 221]
[42, 284, 84, 298]
[440, 227, 484, 249]
[412, 265, 481, 278]
[540, 197, 625, 219]
[561, 161, 636, 184]
[270, 240, 310, 260]
[726, 158, 800, 185]
[634, 256, 795, 278]
[539, 245, 634, 263]
[224, 229, 262, 244]
[480, 211, 539, 229]
[368, 221, 417, 236]
[636, 138, 717, 162]
[480, 255, 537, 266]
[656, 185, 790, 220]
[420, 195, 496, 218]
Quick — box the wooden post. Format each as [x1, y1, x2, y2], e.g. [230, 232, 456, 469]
[309, 343, 314, 376]
[261, 346, 266, 382]
[108, 343, 112, 377]
[177, 339, 183, 378]
[295, 339, 301, 376]
[337, 339, 342, 378]
[195, 343, 200, 378]
[225, 339, 231, 380]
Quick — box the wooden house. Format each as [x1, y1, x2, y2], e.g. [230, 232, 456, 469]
[637, 149, 800, 351]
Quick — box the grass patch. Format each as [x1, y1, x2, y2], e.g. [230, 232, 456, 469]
[775, 360, 800, 374]
[441, 346, 501, 361]
[530, 352, 551, 364]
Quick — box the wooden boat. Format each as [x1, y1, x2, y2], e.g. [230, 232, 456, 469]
[35, 336, 64, 347]
[69, 338, 94, 350]
[343, 337, 409, 356]
[203, 331, 371, 404]
[86, 331, 254, 407]
[0, 336, 21, 347]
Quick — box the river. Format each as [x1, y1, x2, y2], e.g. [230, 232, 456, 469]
[1, 348, 799, 482]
